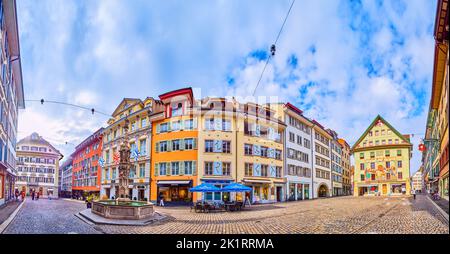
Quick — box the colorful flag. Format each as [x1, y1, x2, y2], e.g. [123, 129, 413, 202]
[98, 157, 105, 168]
[131, 147, 140, 160]
[113, 152, 120, 165]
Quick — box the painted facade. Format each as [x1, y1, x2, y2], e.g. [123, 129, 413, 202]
[71, 128, 103, 198]
[338, 138, 352, 195]
[352, 115, 412, 196]
[422, 0, 449, 200]
[15, 133, 62, 198]
[150, 88, 198, 204]
[101, 97, 163, 201]
[237, 102, 285, 203]
[0, 0, 25, 206]
[196, 98, 237, 202]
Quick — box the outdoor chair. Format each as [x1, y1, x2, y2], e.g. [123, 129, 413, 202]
[191, 202, 203, 213]
[203, 202, 212, 213]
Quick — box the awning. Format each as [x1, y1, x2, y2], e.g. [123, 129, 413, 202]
[243, 179, 272, 184]
[201, 178, 234, 183]
[102, 185, 111, 188]
[357, 184, 378, 187]
[47, 189, 54, 191]
[157, 180, 191, 185]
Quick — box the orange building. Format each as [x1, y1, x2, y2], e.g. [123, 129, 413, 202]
[71, 128, 103, 198]
[150, 88, 199, 204]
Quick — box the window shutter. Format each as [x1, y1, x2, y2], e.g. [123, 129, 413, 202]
[167, 122, 172, 132]
[180, 139, 185, 150]
[155, 142, 159, 153]
[180, 120, 184, 130]
[180, 161, 185, 175]
[193, 118, 198, 129]
[193, 138, 197, 149]
[193, 161, 197, 175]
[168, 141, 172, 151]
[154, 163, 159, 176]
[166, 162, 171, 175]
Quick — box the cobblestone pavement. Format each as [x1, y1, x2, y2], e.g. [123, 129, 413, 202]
[98, 194, 449, 234]
[2, 195, 448, 234]
[0, 200, 22, 225]
[3, 198, 101, 234]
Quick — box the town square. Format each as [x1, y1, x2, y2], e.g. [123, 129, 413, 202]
[2, 195, 448, 234]
[0, 0, 449, 237]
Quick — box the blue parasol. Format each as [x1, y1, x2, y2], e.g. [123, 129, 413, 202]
[189, 183, 221, 192]
[220, 182, 252, 192]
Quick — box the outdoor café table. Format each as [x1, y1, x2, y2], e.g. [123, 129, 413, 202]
[224, 202, 237, 211]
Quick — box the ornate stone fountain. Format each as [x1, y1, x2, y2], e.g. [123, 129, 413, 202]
[90, 119, 154, 220]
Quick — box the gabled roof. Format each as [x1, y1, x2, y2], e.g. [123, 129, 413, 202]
[285, 102, 303, 116]
[111, 98, 142, 117]
[351, 115, 412, 151]
[17, 132, 63, 158]
[158, 87, 193, 101]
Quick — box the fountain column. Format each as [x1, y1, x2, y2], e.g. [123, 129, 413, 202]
[117, 118, 131, 201]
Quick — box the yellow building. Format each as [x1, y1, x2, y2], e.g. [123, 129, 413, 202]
[196, 98, 286, 203]
[100, 97, 164, 201]
[338, 138, 352, 196]
[237, 102, 286, 203]
[352, 115, 412, 196]
[196, 97, 237, 202]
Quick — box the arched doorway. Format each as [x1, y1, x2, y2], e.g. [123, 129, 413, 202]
[318, 184, 328, 198]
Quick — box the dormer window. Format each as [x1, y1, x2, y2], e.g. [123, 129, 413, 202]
[172, 103, 183, 116]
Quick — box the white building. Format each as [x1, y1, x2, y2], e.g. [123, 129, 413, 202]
[312, 121, 333, 198]
[283, 103, 313, 201]
[412, 170, 424, 193]
[16, 133, 63, 198]
[60, 157, 72, 198]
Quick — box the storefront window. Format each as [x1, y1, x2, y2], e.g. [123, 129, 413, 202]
[444, 177, 449, 196]
[262, 186, 269, 200]
[214, 185, 221, 200]
[391, 184, 402, 194]
[304, 184, 309, 199]
[289, 183, 295, 200]
[254, 187, 260, 202]
[296, 183, 303, 200]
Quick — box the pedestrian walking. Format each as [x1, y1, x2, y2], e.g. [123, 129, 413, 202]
[411, 189, 416, 200]
[15, 189, 19, 201]
[21, 191, 25, 201]
[31, 190, 35, 201]
[36, 191, 40, 201]
[159, 193, 165, 207]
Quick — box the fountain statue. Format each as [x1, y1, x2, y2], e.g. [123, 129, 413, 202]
[89, 118, 154, 220]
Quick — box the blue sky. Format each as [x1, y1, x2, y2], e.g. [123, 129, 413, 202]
[16, 0, 437, 174]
